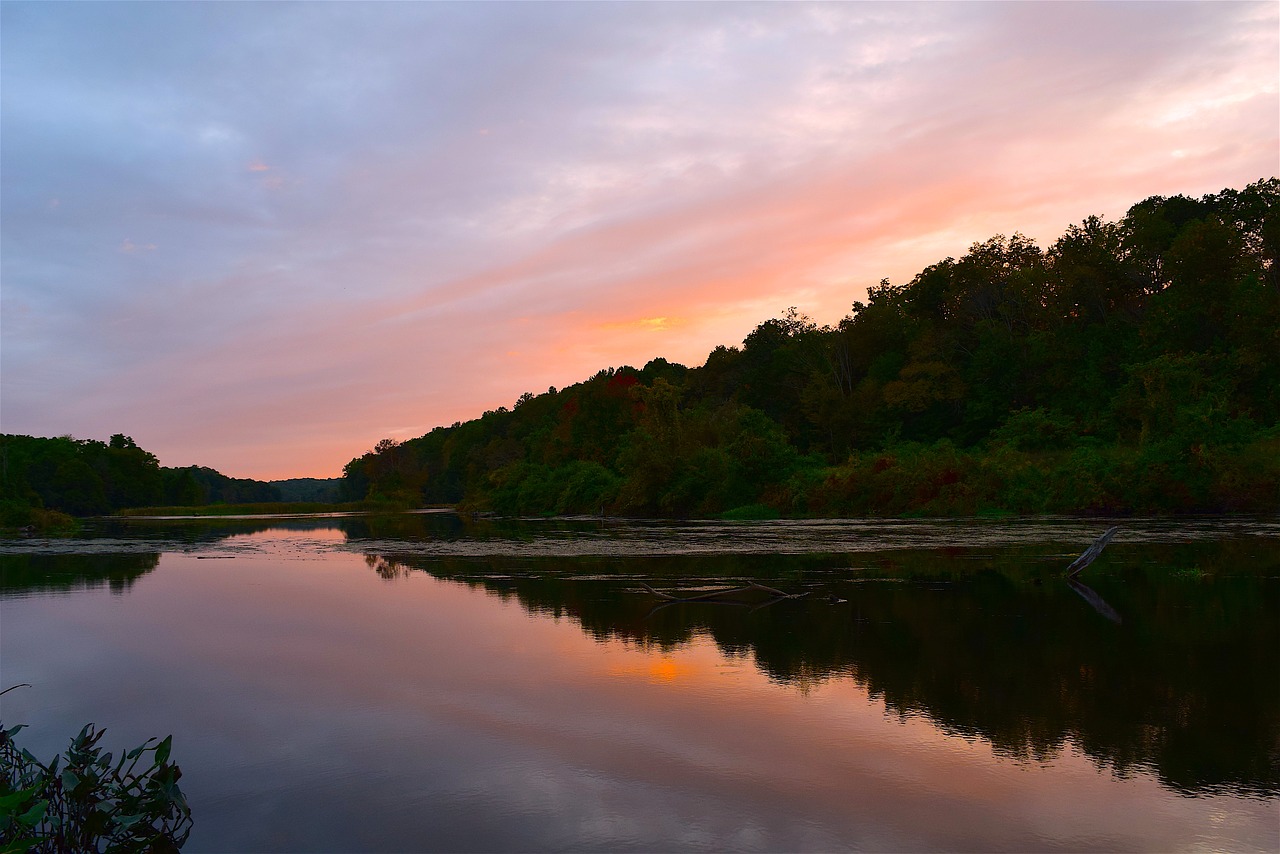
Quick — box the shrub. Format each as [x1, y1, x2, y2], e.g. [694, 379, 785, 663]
[720, 503, 780, 521]
[990, 407, 1077, 452]
[0, 721, 192, 852]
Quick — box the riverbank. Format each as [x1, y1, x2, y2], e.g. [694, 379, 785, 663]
[115, 498, 431, 517]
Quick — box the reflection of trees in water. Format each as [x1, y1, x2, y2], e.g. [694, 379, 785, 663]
[341, 511, 599, 543]
[95, 516, 343, 547]
[97, 510, 500, 548]
[366, 543, 1280, 797]
[0, 553, 161, 594]
[365, 553, 413, 579]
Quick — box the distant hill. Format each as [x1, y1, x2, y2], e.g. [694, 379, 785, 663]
[271, 478, 341, 503]
[182, 466, 281, 504]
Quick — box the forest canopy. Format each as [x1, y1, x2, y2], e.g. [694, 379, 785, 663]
[340, 179, 1280, 517]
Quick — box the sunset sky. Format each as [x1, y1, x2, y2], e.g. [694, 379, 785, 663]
[2, 1, 1276, 480]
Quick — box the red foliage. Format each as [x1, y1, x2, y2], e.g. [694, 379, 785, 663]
[871, 455, 896, 473]
[607, 373, 640, 394]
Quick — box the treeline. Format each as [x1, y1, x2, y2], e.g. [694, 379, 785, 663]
[272, 478, 341, 503]
[341, 179, 1280, 517]
[0, 433, 286, 528]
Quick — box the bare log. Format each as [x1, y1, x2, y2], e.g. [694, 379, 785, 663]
[640, 582, 755, 603]
[640, 582, 680, 601]
[747, 581, 792, 598]
[640, 581, 803, 603]
[1066, 526, 1120, 577]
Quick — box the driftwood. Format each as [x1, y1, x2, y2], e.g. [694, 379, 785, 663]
[642, 582, 750, 602]
[1066, 526, 1120, 577]
[641, 580, 801, 602]
[640, 581, 806, 618]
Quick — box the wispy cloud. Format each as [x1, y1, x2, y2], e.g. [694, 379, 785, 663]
[2, 1, 1275, 478]
[118, 238, 157, 254]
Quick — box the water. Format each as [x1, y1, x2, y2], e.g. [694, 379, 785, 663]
[2, 513, 1278, 851]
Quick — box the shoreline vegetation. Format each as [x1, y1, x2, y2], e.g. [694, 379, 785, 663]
[0, 711, 193, 851]
[4, 180, 1278, 533]
[341, 180, 1280, 520]
[114, 498, 424, 518]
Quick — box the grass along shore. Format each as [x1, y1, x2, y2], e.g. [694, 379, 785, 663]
[115, 499, 431, 517]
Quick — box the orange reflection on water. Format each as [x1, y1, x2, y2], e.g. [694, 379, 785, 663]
[3, 548, 1276, 852]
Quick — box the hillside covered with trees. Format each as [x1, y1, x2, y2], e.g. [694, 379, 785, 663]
[0, 433, 298, 529]
[341, 179, 1280, 517]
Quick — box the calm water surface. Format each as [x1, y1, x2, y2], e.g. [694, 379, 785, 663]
[2, 513, 1277, 852]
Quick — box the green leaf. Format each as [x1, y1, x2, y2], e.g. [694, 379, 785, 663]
[0, 785, 40, 812]
[153, 736, 172, 766]
[17, 799, 47, 827]
[0, 722, 191, 852]
[0, 837, 39, 854]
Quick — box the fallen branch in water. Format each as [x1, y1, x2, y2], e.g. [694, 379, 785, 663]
[640, 582, 753, 602]
[641, 583, 808, 620]
[640, 580, 804, 603]
[1067, 526, 1120, 578]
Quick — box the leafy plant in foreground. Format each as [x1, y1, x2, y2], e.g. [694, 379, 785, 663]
[0, 720, 192, 853]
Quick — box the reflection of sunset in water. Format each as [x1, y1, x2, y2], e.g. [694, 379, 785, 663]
[645, 657, 693, 684]
[222, 526, 346, 544]
[608, 653, 702, 686]
[2, 531, 1277, 852]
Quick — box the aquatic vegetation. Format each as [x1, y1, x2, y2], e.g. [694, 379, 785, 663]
[0, 717, 191, 853]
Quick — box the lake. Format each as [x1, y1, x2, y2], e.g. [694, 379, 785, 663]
[1, 513, 1277, 852]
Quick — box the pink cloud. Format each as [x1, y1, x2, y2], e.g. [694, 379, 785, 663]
[3, 2, 1274, 479]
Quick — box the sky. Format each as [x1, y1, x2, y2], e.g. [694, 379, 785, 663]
[2, 1, 1276, 480]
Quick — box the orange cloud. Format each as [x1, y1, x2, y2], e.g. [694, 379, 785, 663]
[599, 316, 684, 332]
